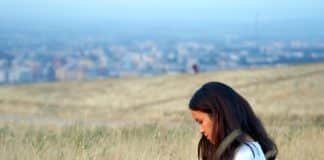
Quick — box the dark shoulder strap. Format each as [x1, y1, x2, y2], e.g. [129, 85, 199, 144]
[213, 129, 242, 160]
[265, 149, 277, 160]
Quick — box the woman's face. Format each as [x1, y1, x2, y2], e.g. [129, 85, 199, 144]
[191, 110, 216, 144]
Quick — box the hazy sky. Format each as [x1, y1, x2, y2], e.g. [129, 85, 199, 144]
[0, 0, 324, 34]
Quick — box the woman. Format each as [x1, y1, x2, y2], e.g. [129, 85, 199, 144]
[189, 82, 277, 160]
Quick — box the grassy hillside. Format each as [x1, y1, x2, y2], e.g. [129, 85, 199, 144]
[0, 62, 323, 160]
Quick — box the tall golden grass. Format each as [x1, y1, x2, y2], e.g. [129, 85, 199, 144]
[0, 62, 323, 160]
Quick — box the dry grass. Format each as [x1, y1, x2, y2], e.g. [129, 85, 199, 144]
[0, 62, 324, 159]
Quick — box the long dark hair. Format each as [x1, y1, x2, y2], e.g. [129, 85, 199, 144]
[189, 82, 277, 160]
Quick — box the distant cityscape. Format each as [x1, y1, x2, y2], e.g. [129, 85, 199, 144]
[1, 31, 324, 85]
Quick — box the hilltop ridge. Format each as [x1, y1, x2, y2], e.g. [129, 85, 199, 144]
[0, 62, 323, 127]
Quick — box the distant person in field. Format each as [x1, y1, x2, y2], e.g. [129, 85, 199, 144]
[192, 64, 199, 74]
[189, 82, 277, 160]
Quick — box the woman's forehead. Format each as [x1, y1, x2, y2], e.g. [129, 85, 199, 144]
[191, 110, 209, 119]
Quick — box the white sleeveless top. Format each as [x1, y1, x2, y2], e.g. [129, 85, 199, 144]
[233, 141, 266, 160]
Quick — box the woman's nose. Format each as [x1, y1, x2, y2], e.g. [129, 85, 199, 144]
[199, 126, 204, 133]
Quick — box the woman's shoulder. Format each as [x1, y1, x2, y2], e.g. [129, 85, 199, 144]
[233, 141, 266, 160]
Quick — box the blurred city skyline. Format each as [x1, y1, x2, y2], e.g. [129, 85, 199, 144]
[1, 0, 324, 84]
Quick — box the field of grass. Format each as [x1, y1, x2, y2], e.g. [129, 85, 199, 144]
[0, 62, 324, 160]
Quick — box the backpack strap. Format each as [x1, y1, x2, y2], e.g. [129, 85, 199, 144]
[213, 129, 242, 160]
[265, 149, 277, 159]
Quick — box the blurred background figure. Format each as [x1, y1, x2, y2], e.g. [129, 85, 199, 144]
[192, 64, 199, 74]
